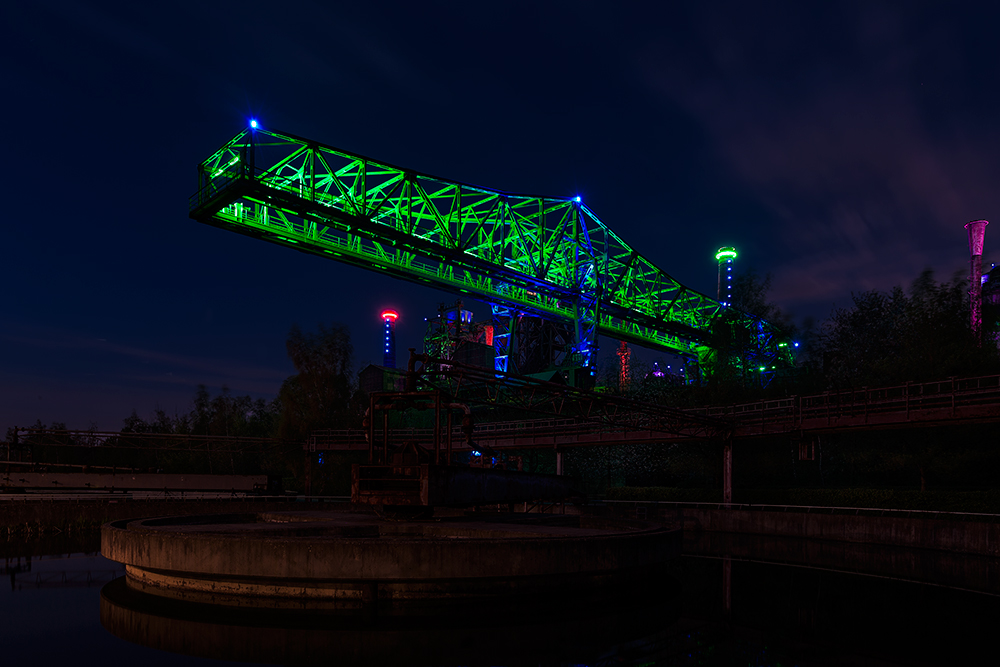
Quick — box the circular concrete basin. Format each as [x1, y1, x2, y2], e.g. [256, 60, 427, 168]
[101, 510, 680, 610]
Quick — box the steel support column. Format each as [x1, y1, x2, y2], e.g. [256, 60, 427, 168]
[304, 450, 312, 497]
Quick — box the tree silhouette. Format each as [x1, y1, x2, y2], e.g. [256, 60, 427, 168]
[822, 269, 998, 386]
[278, 323, 361, 439]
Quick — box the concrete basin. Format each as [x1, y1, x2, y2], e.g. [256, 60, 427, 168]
[101, 510, 681, 611]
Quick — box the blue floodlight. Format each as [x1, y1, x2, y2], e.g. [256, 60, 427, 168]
[250, 119, 258, 129]
[573, 196, 581, 203]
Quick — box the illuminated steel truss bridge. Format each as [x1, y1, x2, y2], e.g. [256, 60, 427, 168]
[188, 125, 792, 377]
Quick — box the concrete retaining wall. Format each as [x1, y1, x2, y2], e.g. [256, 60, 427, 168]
[610, 505, 1000, 557]
[0, 499, 332, 533]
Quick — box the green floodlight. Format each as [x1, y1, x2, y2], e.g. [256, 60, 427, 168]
[715, 247, 738, 261]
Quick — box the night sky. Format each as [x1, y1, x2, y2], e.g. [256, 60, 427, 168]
[5, 1, 1000, 432]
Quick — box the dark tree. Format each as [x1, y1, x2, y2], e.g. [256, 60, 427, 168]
[122, 387, 279, 438]
[731, 269, 789, 328]
[821, 269, 998, 387]
[278, 323, 361, 439]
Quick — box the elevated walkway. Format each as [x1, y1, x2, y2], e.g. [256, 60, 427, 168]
[310, 373, 1000, 451]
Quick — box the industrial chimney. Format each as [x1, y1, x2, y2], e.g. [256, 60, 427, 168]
[965, 220, 988, 345]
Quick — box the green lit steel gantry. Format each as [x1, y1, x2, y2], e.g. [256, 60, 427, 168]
[188, 126, 791, 378]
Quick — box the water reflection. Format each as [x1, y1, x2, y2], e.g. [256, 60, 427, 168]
[2, 536, 123, 593]
[101, 576, 682, 666]
[685, 530, 1000, 595]
[100, 543, 1000, 666]
[4, 553, 122, 591]
[3, 531, 998, 665]
[670, 550, 999, 665]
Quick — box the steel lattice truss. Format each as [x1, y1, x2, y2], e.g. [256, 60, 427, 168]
[188, 126, 788, 368]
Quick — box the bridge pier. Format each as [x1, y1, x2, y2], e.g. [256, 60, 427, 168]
[304, 451, 312, 497]
[722, 556, 732, 623]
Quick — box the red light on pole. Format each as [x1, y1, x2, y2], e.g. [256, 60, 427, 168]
[381, 310, 399, 368]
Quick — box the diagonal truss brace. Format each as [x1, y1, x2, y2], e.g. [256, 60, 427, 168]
[188, 127, 790, 365]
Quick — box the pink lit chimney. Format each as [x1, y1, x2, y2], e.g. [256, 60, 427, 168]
[965, 219, 989, 345]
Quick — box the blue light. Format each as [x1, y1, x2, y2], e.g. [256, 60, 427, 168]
[793, 342, 800, 347]
[250, 119, 258, 129]
[573, 196, 581, 203]
[471, 450, 481, 457]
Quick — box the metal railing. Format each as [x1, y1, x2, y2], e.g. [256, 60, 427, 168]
[690, 372, 1000, 431]
[0, 493, 349, 502]
[309, 372, 1000, 449]
[308, 417, 588, 449]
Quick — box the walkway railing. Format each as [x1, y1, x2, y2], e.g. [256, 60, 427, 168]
[690, 372, 1000, 434]
[309, 372, 1000, 450]
[0, 493, 350, 502]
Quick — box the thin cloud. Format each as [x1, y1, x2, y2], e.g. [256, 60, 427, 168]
[0, 323, 290, 387]
[638, 4, 1000, 314]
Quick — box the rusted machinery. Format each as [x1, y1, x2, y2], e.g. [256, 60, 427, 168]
[352, 455, 579, 510]
[351, 352, 582, 514]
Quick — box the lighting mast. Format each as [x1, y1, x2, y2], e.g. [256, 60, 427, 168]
[381, 310, 399, 368]
[715, 247, 738, 307]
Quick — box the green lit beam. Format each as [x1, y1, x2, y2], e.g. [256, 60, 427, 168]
[188, 127, 788, 365]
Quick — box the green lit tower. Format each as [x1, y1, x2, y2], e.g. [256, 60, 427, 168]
[715, 247, 737, 307]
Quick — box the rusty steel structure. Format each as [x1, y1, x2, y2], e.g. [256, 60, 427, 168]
[349, 373, 584, 511]
[404, 350, 726, 438]
[312, 372, 1000, 453]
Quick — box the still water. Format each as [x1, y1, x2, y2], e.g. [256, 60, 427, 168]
[2, 533, 997, 666]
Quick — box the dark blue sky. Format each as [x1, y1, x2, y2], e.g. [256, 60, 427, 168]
[5, 1, 1000, 431]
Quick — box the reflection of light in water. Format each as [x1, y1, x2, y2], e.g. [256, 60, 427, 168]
[5, 552, 124, 592]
